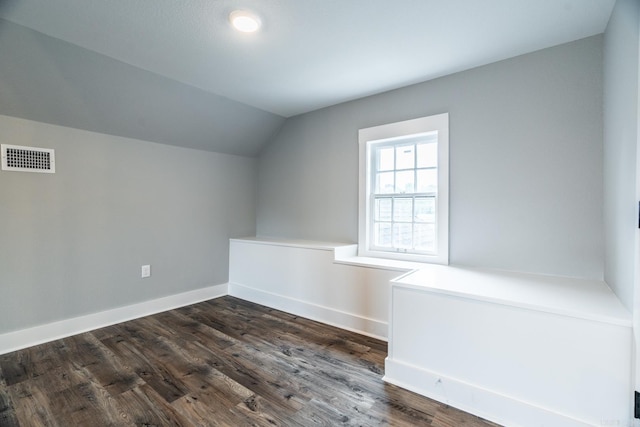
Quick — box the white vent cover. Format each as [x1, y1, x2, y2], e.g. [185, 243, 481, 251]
[1, 144, 55, 173]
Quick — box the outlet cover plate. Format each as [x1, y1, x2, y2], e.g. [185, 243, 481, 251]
[141, 265, 151, 278]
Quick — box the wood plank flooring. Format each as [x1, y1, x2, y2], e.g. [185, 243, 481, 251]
[0, 296, 501, 426]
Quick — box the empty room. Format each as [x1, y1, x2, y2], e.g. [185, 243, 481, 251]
[1, 0, 639, 426]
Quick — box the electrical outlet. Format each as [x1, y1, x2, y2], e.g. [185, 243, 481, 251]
[141, 265, 151, 278]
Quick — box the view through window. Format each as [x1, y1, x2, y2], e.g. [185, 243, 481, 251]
[371, 134, 438, 253]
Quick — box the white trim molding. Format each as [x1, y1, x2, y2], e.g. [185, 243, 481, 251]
[229, 281, 388, 341]
[0, 283, 228, 355]
[358, 113, 449, 265]
[383, 358, 594, 427]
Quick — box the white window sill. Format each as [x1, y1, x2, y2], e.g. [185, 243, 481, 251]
[231, 238, 438, 272]
[334, 247, 428, 272]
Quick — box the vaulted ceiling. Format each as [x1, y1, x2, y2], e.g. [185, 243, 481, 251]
[0, 0, 616, 156]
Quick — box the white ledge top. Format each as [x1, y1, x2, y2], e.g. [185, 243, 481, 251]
[230, 237, 631, 327]
[231, 237, 355, 251]
[392, 266, 632, 327]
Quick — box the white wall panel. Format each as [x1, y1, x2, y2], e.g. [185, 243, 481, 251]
[229, 238, 402, 339]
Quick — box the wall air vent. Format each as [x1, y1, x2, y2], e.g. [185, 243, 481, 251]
[1, 144, 55, 173]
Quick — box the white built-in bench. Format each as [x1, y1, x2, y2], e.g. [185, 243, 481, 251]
[386, 266, 632, 427]
[229, 237, 400, 339]
[229, 237, 632, 427]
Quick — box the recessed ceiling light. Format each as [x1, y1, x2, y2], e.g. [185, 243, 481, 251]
[230, 10, 262, 33]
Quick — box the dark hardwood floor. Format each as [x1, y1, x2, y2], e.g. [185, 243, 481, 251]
[0, 296, 501, 426]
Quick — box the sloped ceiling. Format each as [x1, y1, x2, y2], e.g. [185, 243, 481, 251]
[0, 0, 616, 156]
[0, 19, 285, 156]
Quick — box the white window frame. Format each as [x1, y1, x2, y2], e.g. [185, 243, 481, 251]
[358, 113, 449, 264]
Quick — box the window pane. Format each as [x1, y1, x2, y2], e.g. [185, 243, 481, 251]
[417, 142, 437, 168]
[393, 223, 413, 249]
[417, 169, 437, 193]
[415, 223, 436, 252]
[395, 170, 414, 193]
[393, 198, 413, 222]
[415, 197, 435, 223]
[395, 145, 415, 170]
[377, 147, 394, 171]
[375, 198, 392, 221]
[374, 223, 392, 247]
[376, 172, 394, 194]
[362, 114, 448, 260]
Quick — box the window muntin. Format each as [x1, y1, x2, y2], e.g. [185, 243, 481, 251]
[358, 113, 448, 264]
[370, 135, 438, 255]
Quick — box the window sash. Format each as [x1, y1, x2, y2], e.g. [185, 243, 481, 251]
[369, 138, 438, 256]
[369, 192, 438, 255]
[357, 113, 449, 265]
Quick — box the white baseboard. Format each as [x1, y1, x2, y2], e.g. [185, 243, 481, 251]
[229, 282, 388, 341]
[0, 283, 228, 355]
[383, 357, 596, 427]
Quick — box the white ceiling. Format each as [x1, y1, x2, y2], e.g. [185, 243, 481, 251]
[0, 0, 616, 118]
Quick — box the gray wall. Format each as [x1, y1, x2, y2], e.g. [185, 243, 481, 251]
[0, 19, 285, 157]
[0, 115, 257, 334]
[603, 0, 640, 312]
[257, 36, 604, 279]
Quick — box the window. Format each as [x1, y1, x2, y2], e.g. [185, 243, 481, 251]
[358, 113, 449, 264]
